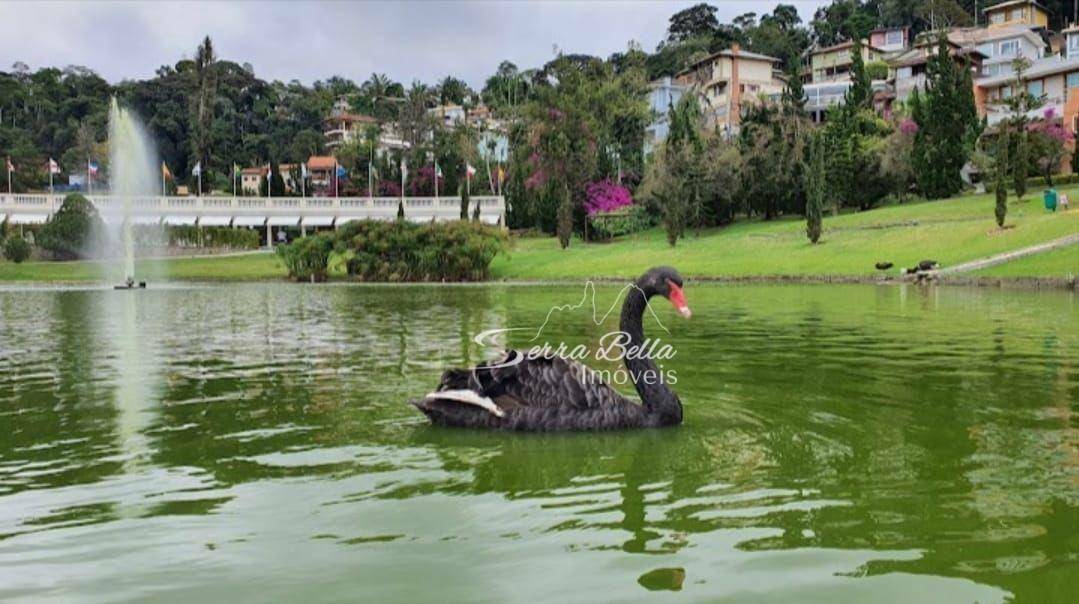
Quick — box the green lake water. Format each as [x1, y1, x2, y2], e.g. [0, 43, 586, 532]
[0, 282, 1076, 603]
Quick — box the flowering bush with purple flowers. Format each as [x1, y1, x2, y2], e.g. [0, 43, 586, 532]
[584, 179, 633, 216]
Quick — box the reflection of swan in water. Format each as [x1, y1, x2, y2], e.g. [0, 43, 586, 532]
[412, 267, 692, 431]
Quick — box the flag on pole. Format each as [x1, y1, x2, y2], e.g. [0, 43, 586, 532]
[301, 163, 309, 179]
[435, 163, 443, 179]
[335, 164, 347, 179]
[6, 157, 14, 173]
[191, 161, 202, 176]
[87, 161, 99, 176]
[465, 163, 476, 178]
[48, 158, 61, 174]
[233, 163, 241, 177]
[162, 162, 172, 179]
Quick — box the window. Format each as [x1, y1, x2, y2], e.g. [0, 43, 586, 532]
[1027, 80, 1043, 97]
[999, 40, 1019, 56]
[897, 66, 913, 79]
[990, 12, 1005, 24]
[1000, 86, 1013, 99]
[885, 29, 903, 46]
[1011, 8, 1024, 21]
[984, 64, 1000, 77]
[1068, 72, 1079, 89]
[977, 43, 995, 57]
[1070, 35, 1079, 55]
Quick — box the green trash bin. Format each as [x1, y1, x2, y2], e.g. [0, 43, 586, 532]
[1044, 189, 1058, 212]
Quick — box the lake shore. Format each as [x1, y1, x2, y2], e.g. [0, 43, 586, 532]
[3, 189, 1076, 287]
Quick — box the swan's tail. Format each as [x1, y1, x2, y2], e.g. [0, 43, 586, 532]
[414, 389, 504, 418]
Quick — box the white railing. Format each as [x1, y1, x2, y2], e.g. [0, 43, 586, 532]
[0, 194, 506, 226]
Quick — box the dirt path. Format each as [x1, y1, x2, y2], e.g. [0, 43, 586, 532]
[931, 233, 1079, 275]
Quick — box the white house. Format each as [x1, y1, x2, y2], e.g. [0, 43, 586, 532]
[644, 76, 687, 154]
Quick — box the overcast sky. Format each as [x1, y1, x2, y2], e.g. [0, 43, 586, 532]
[0, 1, 829, 87]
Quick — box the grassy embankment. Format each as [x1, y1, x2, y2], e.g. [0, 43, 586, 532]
[490, 187, 1078, 280]
[0, 187, 1075, 283]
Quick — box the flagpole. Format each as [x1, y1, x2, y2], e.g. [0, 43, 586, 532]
[49, 163, 53, 195]
[434, 162, 439, 199]
[87, 158, 92, 196]
[334, 160, 339, 198]
[162, 163, 166, 196]
[368, 161, 373, 199]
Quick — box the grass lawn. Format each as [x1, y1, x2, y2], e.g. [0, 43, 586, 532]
[0, 251, 286, 283]
[972, 244, 1078, 278]
[490, 188, 1079, 280]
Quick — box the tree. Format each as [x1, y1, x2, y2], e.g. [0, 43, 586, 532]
[844, 38, 872, 112]
[811, 0, 877, 46]
[3, 235, 30, 263]
[996, 58, 1044, 199]
[1013, 128, 1028, 199]
[995, 128, 1009, 228]
[191, 36, 218, 194]
[910, 34, 981, 199]
[666, 3, 719, 42]
[804, 135, 826, 243]
[37, 193, 103, 260]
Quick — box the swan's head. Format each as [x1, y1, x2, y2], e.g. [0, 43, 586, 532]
[640, 266, 691, 319]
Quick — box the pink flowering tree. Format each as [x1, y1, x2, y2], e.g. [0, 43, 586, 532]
[1027, 107, 1075, 186]
[584, 180, 633, 215]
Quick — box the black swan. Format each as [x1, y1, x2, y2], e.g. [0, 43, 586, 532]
[412, 266, 691, 431]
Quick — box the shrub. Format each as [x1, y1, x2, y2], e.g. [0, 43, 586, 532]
[168, 225, 261, 249]
[276, 233, 334, 282]
[37, 193, 104, 260]
[3, 236, 31, 263]
[588, 204, 654, 239]
[338, 219, 507, 282]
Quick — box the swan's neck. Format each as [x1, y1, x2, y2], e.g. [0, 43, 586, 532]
[620, 287, 682, 426]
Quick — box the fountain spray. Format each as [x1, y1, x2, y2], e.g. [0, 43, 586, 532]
[107, 98, 157, 288]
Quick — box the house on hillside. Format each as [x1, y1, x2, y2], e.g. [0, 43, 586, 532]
[428, 104, 466, 127]
[240, 165, 299, 195]
[948, 24, 1047, 78]
[889, 38, 986, 101]
[306, 156, 339, 194]
[644, 76, 687, 154]
[984, 0, 1050, 29]
[806, 40, 886, 83]
[870, 26, 911, 54]
[974, 53, 1079, 128]
[674, 43, 783, 136]
[324, 113, 379, 149]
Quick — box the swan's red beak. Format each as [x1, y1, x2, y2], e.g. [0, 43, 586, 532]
[667, 280, 691, 319]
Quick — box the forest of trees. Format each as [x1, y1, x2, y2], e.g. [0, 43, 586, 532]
[0, 1, 1072, 247]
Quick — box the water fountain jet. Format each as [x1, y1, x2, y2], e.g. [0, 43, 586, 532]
[107, 98, 156, 289]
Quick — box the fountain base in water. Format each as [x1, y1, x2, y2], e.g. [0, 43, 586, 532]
[114, 278, 147, 290]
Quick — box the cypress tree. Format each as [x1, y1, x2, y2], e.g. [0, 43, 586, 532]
[1013, 130, 1028, 199]
[912, 34, 982, 199]
[844, 38, 872, 112]
[804, 135, 825, 243]
[556, 184, 573, 249]
[995, 130, 1010, 228]
[459, 180, 470, 220]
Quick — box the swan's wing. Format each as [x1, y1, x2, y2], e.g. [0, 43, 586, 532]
[465, 349, 628, 412]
